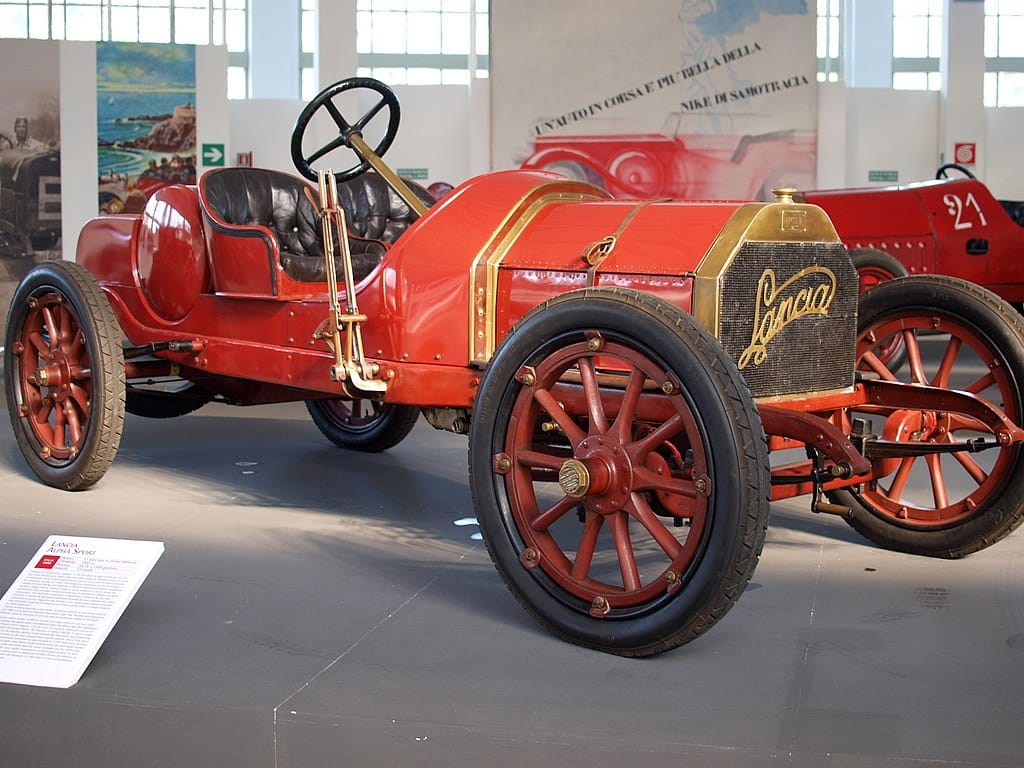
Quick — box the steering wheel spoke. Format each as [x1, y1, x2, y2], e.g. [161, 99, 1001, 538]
[291, 77, 401, 183]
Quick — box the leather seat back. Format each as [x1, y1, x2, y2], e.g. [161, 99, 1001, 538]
[199, 168, 434, 285]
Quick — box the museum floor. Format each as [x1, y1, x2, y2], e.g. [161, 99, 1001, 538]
[2, 391, 1023, 767]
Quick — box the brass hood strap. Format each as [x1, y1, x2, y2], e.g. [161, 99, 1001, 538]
[581, 198, 669, 286]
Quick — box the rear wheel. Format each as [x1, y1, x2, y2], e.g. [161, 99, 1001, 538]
[831, 276, 1024, 557]
[4, 260, 125, 489]
[305, 398, 419, 451]
[469, 287, 770, 656]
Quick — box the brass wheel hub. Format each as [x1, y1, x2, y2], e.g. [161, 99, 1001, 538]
[560, 435, 634, 514]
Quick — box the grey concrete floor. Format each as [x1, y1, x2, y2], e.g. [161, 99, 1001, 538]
[1, 390, 1023, 767]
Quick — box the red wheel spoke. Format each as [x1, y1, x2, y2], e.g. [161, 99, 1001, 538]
[69, 326, 85, 360]
[612, 367, 644, 443]
[28, 330, 49, 357]
[931, 336, 962, 388]
[628, 413, 685, 463]
[904, 330, 927, 384]
[632, 464, 697, 497]
[57, 304, 75, 345]
[860, 350, 899, 382]
[41, 306, 60, 349]
[53, 403, 67, 449]
[35, 397, 54, 426]
[69, 382, 91, 416]
[964, 370, 997, 397]
[952, 449, 988, 486]
[571, 514, 603, 580]
[64, 401, 84, 447]
[577, 357, 608, 434]
[609, 512, 641, 591]
[534, 387, 586, 445]
[531, 494, 579, 532]
[887, 456, 916, 501]
[628, 494, 684, 560]
[516, 448, 567, 472]
[924, 453, 949, 509]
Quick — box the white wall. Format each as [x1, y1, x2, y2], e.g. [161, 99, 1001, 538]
[815, 82, 1024, 199]
[985, 109, 1024, 199]
[228, 80, 489, 188]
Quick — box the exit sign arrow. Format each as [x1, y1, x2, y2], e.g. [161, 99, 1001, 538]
[202, 143, 225, 166]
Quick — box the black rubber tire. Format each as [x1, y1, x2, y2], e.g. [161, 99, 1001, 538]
[125, 380, 215, 419]
[305, 398, 419, 452]
[830, 276, 1024, 557]
[4, 260, 125, 490]
[468, 287, 770, 656]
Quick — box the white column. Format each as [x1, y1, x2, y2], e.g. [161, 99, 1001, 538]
[940, 0, 986, 172]
[316, 0, 358, 89]
[844, 0, 894, 88]
[249, 0, 301, 98]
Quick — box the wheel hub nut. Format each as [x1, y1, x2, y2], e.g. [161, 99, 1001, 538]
[558, 459, 590, 498]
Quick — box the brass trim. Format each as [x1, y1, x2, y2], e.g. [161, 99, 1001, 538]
[754, 384, 855, 405]
[691, 199, 840, 337]
[469, 181, 607, 365]
[348, 132, 429, 218]
[581, 198, 668, 287]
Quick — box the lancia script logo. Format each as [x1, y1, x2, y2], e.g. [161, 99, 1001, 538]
[738, 266, 836, 369]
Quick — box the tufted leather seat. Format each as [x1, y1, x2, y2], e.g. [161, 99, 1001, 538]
[199, 168, 434, 284]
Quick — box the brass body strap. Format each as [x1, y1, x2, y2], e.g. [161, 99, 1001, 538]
[580, 198, 668, 286]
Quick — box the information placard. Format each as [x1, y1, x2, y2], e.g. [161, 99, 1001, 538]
[0, 535, 164, 688]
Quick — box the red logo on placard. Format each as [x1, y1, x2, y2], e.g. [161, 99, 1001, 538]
[35, 555, 60, 569]
[954, 143, 976, 165]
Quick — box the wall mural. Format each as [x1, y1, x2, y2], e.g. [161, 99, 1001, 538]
[97, 42, 196, 215]
[492, 0, 816, 200]
[0, 39, 61, 338]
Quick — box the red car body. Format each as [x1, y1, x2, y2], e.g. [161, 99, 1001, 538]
[801, 174, 1024, 306]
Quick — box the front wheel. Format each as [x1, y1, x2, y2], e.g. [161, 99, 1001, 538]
[4, 260, 126, 489]
[831, 276, 1024, 557]
[469, 288, 770, 656]
[305, 398, 419, 452]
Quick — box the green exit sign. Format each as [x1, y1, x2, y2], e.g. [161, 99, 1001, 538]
[868, 170, 898, 183]
[396, 167, 429, 180]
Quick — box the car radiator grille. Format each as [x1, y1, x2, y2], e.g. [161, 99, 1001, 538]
[715, 241, 858, 399]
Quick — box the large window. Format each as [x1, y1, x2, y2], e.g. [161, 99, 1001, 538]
[816, 0, 841, 82]
[355, 0, 489, 85]
[984, 0, 1024, 106]
[300, 0, 315, 99]
[892, 0, 942, 91]
[0, 0, 249, 98]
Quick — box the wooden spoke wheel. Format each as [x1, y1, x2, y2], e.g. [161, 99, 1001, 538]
[470, 288, 770, 656]
[831, 276, 1024, 557]
[4, 261, 125, 489]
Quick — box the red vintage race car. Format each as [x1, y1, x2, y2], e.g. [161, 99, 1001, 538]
[6, 79, 1024, 657]
[800, 164, 1024, 309]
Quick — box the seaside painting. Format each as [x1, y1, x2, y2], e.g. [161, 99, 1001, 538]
[96, 42, 196, 214]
